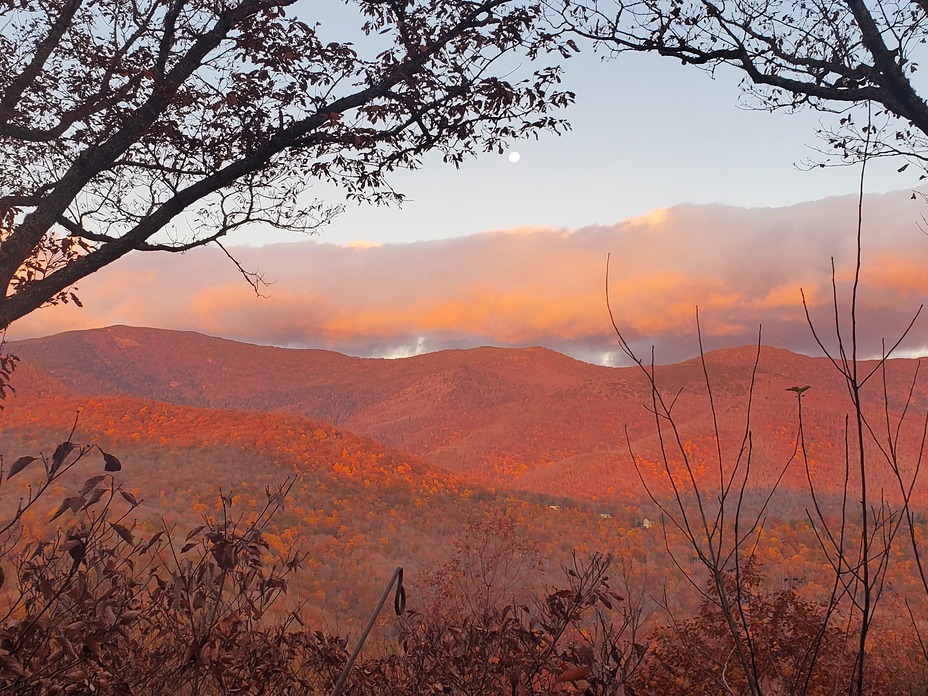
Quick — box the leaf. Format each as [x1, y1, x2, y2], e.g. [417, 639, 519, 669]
[0, 650, 26, 677]
[51, 442, 77, 475]
[51, 498, 74, 521]
[80, 475, 105, 495]
[39, 579, 54, 599]
[899, 162, 910, 172]
[120, 490, 140, 506]
[185, 525, 206, 542]
[111, 522, 134, 546]
[554, 665, 590, 683]
[180, 542, 197, 554]
[66, 538, 86, 566]
[102, 451, 122, 472]
[82, 488, 105, 509]
[211, 541, 237, 570]
[119, 610, 140, 624]
[141, 531, 164, 553]
[6, 456, 36, 480]
[49, 496, 83, 520]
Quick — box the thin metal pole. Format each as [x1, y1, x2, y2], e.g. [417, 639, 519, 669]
[331, 566, 405, 696]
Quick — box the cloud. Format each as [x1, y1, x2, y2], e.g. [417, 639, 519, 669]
[8, 191, 928, 364]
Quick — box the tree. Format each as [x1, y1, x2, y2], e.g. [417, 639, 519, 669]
[0, 0, 575, 328]
[600, 158, 928, 692]
[555, 0, 928, 170]
[556, 3, 928, 687]
[0, 449, 328, 694]
[634, 560, 864, 695]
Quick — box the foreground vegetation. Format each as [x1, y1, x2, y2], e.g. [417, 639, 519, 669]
[0, 427, 926, 695]
[0, 441, 637, 694]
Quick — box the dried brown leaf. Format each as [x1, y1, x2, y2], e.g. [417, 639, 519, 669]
[6, 455, 36, 480]
[111, 522, 134, 546]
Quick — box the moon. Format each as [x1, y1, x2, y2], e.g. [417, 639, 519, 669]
[508, 151, 521, 163]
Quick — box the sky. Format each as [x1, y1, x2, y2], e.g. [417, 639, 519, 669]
[240, 45, 913, 248]
[7, 7, 928, 364]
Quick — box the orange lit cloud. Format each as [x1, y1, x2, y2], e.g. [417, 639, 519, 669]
[8, 191, 928, 364]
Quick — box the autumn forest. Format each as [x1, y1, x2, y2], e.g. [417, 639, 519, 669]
[1, 325, 927, 693]
[5, 0, 928, 691]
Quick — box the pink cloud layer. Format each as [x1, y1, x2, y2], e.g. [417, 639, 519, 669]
[8, 191, 928, 364]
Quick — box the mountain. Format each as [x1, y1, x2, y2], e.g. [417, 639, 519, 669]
[5, 325, 928, 626]
[0, 388, 666, 623]
[9, 325, 928, 502]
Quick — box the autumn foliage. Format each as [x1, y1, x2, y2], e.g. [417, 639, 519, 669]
[4, 332, 928, 693]
[0, 435, 652, 694]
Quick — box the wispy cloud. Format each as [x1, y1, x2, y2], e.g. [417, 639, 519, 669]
[9, 191, 928, 364]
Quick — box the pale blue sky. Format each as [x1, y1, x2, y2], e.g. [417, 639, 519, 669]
[230, 28, 914, 247]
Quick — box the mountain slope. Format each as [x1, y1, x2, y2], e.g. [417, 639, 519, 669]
[10, 326, 928, 501]
[2, 392, 645, 622]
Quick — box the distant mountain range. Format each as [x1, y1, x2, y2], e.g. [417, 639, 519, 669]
[6, 324, 928, 624]
[9, 325, 928, 502]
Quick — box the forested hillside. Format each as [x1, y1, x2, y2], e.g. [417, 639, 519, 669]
[0, 392, 658, 622]
[12, 326, 928, 503]
[5, 327, 928, 692]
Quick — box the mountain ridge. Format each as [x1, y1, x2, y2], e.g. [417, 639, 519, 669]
[9, 325, 928, 500]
